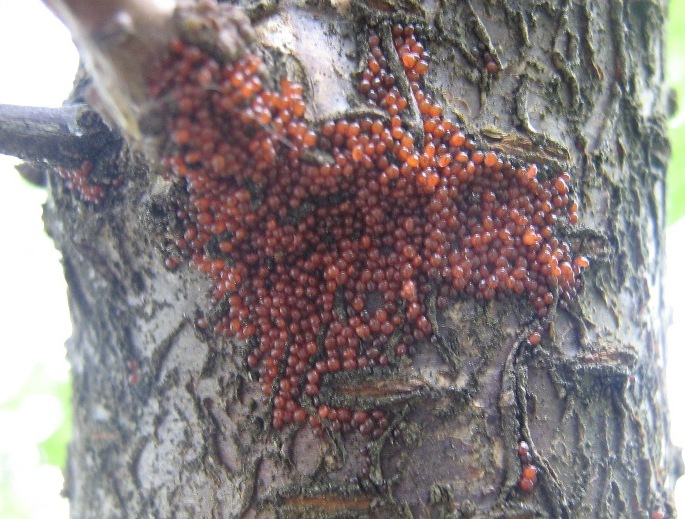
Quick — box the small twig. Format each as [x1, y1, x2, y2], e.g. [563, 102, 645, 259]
[0, 103, 112, 165]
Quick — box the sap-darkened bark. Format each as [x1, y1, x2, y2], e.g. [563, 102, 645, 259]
[33, 0, 678, 517]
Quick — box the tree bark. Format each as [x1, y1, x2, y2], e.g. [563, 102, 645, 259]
[5, 0, 679, 517]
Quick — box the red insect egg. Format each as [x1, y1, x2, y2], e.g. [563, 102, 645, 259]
[528, 331, 542, 346]
[521, 464, 538, 483]
[485, 60, 499, 73]
[518, 477, 535, 492]
[484, 151, 498, 167]
[574, 256, 590, 268]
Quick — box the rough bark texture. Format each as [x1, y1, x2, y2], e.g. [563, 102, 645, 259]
[34, 0, 678, 517]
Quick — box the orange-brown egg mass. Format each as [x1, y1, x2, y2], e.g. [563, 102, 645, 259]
[57, 160, 105, 204]
[147, 25, 587, 433]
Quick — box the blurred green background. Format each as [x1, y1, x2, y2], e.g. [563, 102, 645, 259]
[669, 0, 685, 223]
[0, 1, 684, 518]
[0, 1, 75, 517]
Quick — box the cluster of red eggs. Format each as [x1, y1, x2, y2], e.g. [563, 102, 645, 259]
[147, 24, 586, 433]
[56, 160, 105, 204]
[516, 440, 538, 492]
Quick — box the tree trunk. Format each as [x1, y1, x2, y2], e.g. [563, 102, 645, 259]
[5, 0, 680, 517]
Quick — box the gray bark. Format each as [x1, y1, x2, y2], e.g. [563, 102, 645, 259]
[16, 0, 680, 517]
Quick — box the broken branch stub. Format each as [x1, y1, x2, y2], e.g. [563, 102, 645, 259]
[42, 0, 253, 148]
